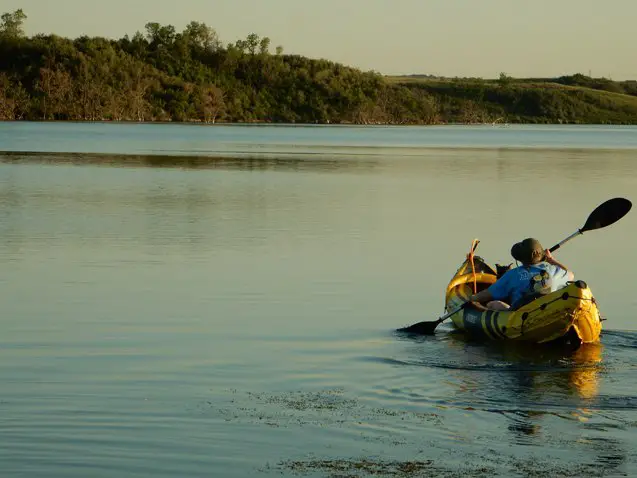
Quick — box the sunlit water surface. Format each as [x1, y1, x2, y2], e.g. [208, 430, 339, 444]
[1, 122, 637, 477]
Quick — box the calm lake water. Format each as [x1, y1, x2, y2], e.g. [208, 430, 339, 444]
[1, 122, 637, 477]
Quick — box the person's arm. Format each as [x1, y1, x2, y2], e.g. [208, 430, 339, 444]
[468, 289, 493, 303]
[469, 269, 513, 304]
[544, 249, 568, 271]
[544, 249, 575, 282]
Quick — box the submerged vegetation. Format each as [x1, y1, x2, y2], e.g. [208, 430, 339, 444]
[1, 9, 636, 125]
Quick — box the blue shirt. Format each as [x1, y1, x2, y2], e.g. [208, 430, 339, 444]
[488, 262, 574, 309]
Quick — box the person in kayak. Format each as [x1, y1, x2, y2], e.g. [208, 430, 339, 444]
[467, 238, 574, 310]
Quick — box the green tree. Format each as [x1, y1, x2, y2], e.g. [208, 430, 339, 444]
[197, 84, 225, 123]
[498, 72, 512, 88]
[183, 21, 221, 52]
[0, 73, 29, 119]
[35, 67, 73, 119]
[145, 22, 176, 47]
[0, 9, 27, 38]
[259, 37, 270, 55]
[246, 33, 259, 55]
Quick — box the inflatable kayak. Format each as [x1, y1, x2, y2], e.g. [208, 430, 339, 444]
[444, 241, 602, 346]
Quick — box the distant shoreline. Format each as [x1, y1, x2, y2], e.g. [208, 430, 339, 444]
[2, 119, 633, 127]
[1, 10, 636, 125]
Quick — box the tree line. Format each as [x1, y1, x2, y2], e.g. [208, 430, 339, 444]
[1, 9, 636, 125]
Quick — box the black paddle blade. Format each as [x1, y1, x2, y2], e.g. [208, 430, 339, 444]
[581, 197, 632, 233]
[398, 303, 468, 335]
[396, 319, 441, 335]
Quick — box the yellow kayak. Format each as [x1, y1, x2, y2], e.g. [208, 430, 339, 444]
[444, 241, 602, 346]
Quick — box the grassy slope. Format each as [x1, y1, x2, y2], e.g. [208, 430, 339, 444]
[385, 76, 637, 124]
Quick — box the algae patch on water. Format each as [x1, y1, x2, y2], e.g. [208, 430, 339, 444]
[204, 388, 629, 477]
[273, 456, 611, 477]
[208, 388, 441, 432]
[273, 458, 494, 477]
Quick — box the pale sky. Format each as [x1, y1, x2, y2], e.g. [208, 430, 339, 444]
[2, 0, 634, 79]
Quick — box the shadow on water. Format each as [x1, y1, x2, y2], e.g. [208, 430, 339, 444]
[0, 151, 380, 173]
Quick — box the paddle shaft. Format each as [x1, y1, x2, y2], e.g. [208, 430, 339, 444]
[439, 303, 465, 322]
[549, 229, 582, 253]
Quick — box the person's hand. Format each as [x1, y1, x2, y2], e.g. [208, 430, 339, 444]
[544, 249, 554, 263]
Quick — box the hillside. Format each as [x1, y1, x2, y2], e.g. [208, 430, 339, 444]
[1, 9, 636, 125]
[387, 76, 637, 124]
